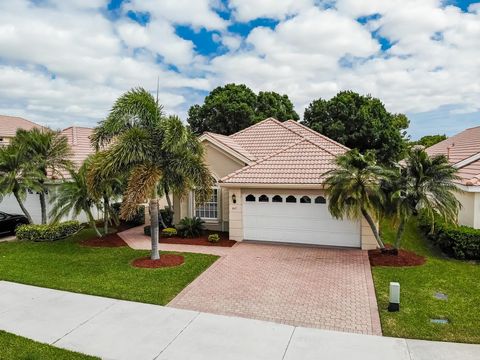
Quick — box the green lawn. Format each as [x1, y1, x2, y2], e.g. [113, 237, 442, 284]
[0, 330, 98, 360]
[372, 219, 480, 343]
[0, 229, 218, 305]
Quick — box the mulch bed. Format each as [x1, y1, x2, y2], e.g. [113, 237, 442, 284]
[81, 233, 128, 247]
[369, 247, 426, 267]
[132, 255, 184, 268]
[160, 232, 236, 247]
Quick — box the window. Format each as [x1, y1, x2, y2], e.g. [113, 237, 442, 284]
[246, 194, 256, 202]
[272, 195, 283, 202]
[286, 195, 297, 203]
[195, 188, 218, 220]
[259, 194, 269, 202]
[315, 196, 326, 204]
[300, 196, 311, 203]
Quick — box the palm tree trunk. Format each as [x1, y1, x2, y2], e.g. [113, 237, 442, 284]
[361, 208, 385, 249]
[149, 198, 160, 260]
[13, 191, 33, 224]
[86, 208, 102, 238]
[103, 195, 109, 236]
[394, 217, 406, 251]
[164, 185, 173, 212]
[39, 191, 47, 224]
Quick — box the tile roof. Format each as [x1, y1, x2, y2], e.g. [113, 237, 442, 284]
[203, 132, 256, 161]
[426, 125, 480, 186]
[0, 115, 44, 137]
[60, 126, 95, 169]
[221, 138, 340, 185]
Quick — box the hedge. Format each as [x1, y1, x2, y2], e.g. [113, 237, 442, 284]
[111, 203, 145, 226]
[16, 221, 83, 242]
[418, 214, 480, 260]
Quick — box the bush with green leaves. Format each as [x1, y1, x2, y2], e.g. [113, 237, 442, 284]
[161, 227, 177, 237]
[16, 221, 83, 242]
[160, 207, 174, 227]
[143, 225, 151, 236]
[112, 203, 145, 226]
[418, 214, 480, 260]
[208, 233, 220, 243]
[177, 217, 205, 238]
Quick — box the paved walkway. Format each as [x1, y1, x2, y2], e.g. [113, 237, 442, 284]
[119, 225, 231, 256]
[169, 242, 381, 335]
[1, 282, 479, 360]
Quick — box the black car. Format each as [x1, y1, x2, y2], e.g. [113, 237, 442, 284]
[0, 211, 29, 235]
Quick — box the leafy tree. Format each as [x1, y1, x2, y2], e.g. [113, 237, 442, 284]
[411, 134, 447, 149]
[386, 147, 460, 252]
[325, 150, 389, 249]
[302, 91, 409, 164]
[187, 83, 299, 135]
[90, 88, 213, 260]
[255, 91, 299, 122]
[49, 163, 102, 237]
[0, 144, 43, 224]
[13, 128, 72, 224]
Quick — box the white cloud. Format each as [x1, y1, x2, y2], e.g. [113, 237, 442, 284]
[229, 0, 314, 22]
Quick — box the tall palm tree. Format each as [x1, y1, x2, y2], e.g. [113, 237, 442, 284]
[49, 162, 102, 237]
[388, 147, 461, 251]
[325, 150, 389, 249]
[13, 128, 72, 224]
[89, 88, 213, 260]
[0, 144, 43, 223]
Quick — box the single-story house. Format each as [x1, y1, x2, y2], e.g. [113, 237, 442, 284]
[426, 125, 480, 229]
[173, 118, 377, 250]
[0, 115, 100, 224]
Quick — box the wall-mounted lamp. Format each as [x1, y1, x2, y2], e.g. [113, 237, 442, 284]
[232, 194, 237, 204]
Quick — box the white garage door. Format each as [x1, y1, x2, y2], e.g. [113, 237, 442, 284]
[243, 193, 361, 248]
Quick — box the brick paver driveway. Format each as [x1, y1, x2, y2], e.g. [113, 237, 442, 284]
[168, 242, 381, 335]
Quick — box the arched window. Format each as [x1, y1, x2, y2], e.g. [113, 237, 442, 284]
[259, 194, 269, 202]
[286, 195, 297, 203]
[272, 195, 283, 203]
[300, 196, 311, 203]
[246, 194, 256, 202]
[314, 196, 326, 204]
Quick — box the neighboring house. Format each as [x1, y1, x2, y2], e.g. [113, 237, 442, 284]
[426, 126, 480, 229]
[0, 115, 98, 224]
[173, 118, 377, 250]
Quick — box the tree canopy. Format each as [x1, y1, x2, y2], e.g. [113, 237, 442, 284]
[302, 91, 409, 164]
[187, 83, 299, 135]
[410, 134, 447, 148]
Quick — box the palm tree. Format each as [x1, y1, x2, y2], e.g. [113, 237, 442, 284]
[325, 150, 389, 249]
[387, 147, 461, 251]
[49, 162, 102, 237]
[0, 144, 43, 223]
[13, 128, 72, 224]
[89, 88, 213, 260]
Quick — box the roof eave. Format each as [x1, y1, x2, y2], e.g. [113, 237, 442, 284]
[219, 183, 326, 189]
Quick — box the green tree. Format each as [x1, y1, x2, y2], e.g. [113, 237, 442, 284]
[187, 83, 298, 135]
[386, 147, 460, 251]
[325, 150, 389, 249]
[411, 134, 447, 148]
[255, 91, 299, 122]
[49, 163, 102, 237]
[90, 88, 213, 260]
[302, 91, 409, 164]
[13, 128, 72, 224]
[0, 144, 43, 224]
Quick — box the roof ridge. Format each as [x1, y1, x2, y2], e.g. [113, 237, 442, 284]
[0, 115, 44, 127]
[229, 117, 282, 138]
[284, 120, 350, 151]
[62, 126, 93, 131]
[202, 132, 255, 161]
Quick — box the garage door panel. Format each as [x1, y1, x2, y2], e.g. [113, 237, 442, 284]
[242, 194, 360, 247]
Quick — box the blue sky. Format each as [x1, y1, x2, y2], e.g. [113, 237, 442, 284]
[0, 0, 479, 139]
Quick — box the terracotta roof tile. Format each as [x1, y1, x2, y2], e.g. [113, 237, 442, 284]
[204, 132, 256, 161]
[60, 126, 95, 169]
[0, 115, 44, 137]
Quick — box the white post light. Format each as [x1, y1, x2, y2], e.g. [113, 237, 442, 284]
[388, 282, 400, 312]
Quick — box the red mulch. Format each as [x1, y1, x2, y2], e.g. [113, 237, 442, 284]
[132, 255, 184, 268]
[369, 247, 426, 267]
[81, 233, 128, 247]
[160, 232, 236, 247]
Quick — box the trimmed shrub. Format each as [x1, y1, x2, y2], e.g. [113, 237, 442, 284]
[112, 203, 145, 226]
[418, 213, 480, 260]
[161, 227, 177, 237]
[144, 225, 151, 236]
[208, 233, 220, 243]
[160, 207, 174, 228]
[16, 221, 83, 242]
[177, 217, 205, 238]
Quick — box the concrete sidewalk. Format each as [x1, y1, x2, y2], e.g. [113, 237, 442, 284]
[0, 282, 479, 360]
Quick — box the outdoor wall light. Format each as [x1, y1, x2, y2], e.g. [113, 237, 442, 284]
[388, 282, 400, 312]
[232, 194, 237, 204]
